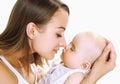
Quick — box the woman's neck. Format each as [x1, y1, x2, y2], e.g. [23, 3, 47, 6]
[3, 50, 36, 83]
[3, 49, 30, 76]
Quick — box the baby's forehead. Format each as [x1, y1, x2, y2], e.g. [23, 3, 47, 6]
[73, 33, 94, 42]
[76, 32, 95, 38]
[74, 32, 105, 41]
[72, 32, 107, 47]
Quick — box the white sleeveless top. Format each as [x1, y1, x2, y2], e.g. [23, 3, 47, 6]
[39, 63, 90, 84]
[0, 56, 37, 84]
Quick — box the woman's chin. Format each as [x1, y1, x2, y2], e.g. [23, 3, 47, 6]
[47, 55, 55, 60]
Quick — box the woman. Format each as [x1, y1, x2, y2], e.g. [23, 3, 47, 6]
[0, 0, 116, 84]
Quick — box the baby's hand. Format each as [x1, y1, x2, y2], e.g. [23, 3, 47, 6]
[36, 66, 45, 81]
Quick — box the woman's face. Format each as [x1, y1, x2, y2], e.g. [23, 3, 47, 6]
[30, 9, 69, 60]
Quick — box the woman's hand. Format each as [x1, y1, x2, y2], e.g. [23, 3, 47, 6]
[80, 41, 116, 84]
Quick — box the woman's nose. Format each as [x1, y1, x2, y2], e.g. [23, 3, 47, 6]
[59, 38, 66, 48]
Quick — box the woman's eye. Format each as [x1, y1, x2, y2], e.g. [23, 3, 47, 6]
[56, 34, 62, 37]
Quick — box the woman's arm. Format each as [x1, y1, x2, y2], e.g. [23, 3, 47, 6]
[80, 41, 116, 84]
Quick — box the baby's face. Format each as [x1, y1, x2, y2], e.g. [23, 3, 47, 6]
[61, 33, 106, 69]
[61, 34, 86, 69]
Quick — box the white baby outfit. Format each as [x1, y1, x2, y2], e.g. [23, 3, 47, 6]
[39, 62, 90, 84]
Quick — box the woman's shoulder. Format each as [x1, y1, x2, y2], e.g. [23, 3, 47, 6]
[0, 60, 18, 84]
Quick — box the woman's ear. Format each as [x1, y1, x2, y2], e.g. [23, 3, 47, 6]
[81, 62, 91, 70]
[26, 22, 36, 39]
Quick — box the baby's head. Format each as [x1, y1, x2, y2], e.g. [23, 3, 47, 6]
[61, 32, 107, 70]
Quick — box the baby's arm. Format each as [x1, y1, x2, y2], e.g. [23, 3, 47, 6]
[64, 72, 85, 84]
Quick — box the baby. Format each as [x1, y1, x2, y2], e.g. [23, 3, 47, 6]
[39, 31, 107, 84]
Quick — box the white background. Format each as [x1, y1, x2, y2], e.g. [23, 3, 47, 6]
[0, 0, 120, 83]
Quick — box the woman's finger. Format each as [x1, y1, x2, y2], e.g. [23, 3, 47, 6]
[100, 42, 111, 61]
[109, 42, 117, 62]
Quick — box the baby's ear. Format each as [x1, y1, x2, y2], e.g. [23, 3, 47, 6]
[81, 62, 91, 70]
